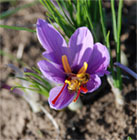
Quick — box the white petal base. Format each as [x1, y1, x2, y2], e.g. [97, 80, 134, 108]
[68, 97, 83, 111]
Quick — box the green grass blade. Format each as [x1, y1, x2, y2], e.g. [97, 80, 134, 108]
[111, 0, 117, 43]
[38, 85, 49, 97]
[93, 0, 99, 24]
[56, 0, 74, 26]
[106, 31, 115, 80]
[11, 85, 38, 91]
[16, 75, 50, 97]
[116, 0, 123, 89]
[24, 72, 52, 90]
[98, 0, 107, 45]
[0, 1, 38, 19]
[76, 0, 81, 26]
[84, 0, 97, 42]
[60, 0, 76, 26]
[0, 25, 36, 33]
[32, 67, 42, 74]
[40, 0, 75, 37]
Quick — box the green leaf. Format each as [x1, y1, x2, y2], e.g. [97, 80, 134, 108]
[84, 0, 97, 42]
[98, 0, 107, 44]
[24, 72, 52, 91]
[38, 85, 49, 97]
[16, 76, 50, 97]
[40, 0, 75, 37]
[106, 31, 115, 80]
[56, 0, 74, 26]
[111, 0, 117, 43]
[60, 0, 76, 26]
[76, 0, 81, 26]
[0, 25, 36, 33]
[116, 0, 123, 89]
[32, 67, 42, 74]
[11, 85, 37, 91]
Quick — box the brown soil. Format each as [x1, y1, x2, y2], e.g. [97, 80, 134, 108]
[0, 1, 137, 140]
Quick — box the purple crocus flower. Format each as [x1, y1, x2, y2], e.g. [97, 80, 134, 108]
[36, 19, 110, 110]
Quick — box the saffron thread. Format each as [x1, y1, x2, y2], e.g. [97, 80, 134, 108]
[73, 88, 81, 102]
[52, 83, 67, 104]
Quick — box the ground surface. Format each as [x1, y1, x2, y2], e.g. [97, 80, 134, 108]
[0, 1, 137, 140]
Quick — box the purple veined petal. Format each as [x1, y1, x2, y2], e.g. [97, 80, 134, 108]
[43, 48, 70, 65]
[42, 51, 60, 64]
[86, 74, 101, 93]
[36, 19, 67, 52]
[48, 85, 75, 110]
[87, 43, 110, 77]
[68, 27, 94, 67]
[36, 19, 69, 65]
[37, 60, 65, 84]
[114, 62, 137, 79]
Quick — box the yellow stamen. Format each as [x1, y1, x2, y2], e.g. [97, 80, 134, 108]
[78, 62, 88, 74]
[62, 55, 72, 73]
[65, 80, 71, 85]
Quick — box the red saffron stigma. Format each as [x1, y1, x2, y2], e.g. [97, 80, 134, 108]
[73, 85, 88, 102]
[80, 85, 88, 93]
[73, 88, 81, 102]
[52, 83, 67, 105]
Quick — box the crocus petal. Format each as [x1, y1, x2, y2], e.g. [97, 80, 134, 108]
[36, 19, 68, 64]
[68, 27, 93, 67]
[114, 62, 137, 79]
[86, 74, 101, 93]
[48, 86, 75, 110]
[2, 84, 24, 95]
[36, 19, 67, 52]
[87, 43, 110, 76]
[42, 51, 59, 64]
[37, 60, 65, 84]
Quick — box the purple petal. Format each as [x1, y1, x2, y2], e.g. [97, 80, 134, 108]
[42, 51, 59, 64]
[87, 43, 110, 76]
[37, 60, 65, 84]
[48, 86, 75, 110]
[36, 19, 67, 52]
[68, 27, 94, 67]
[36, 19, 68, 64]
[114, 62, 137, 79]
[2, 84, 24, 95]
[86, 74, 101, 93]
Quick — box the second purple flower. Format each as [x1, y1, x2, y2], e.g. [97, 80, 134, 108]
[37, 19, 110, 110]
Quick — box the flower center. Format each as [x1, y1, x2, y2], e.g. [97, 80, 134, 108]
[52, 55, 90, 105]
